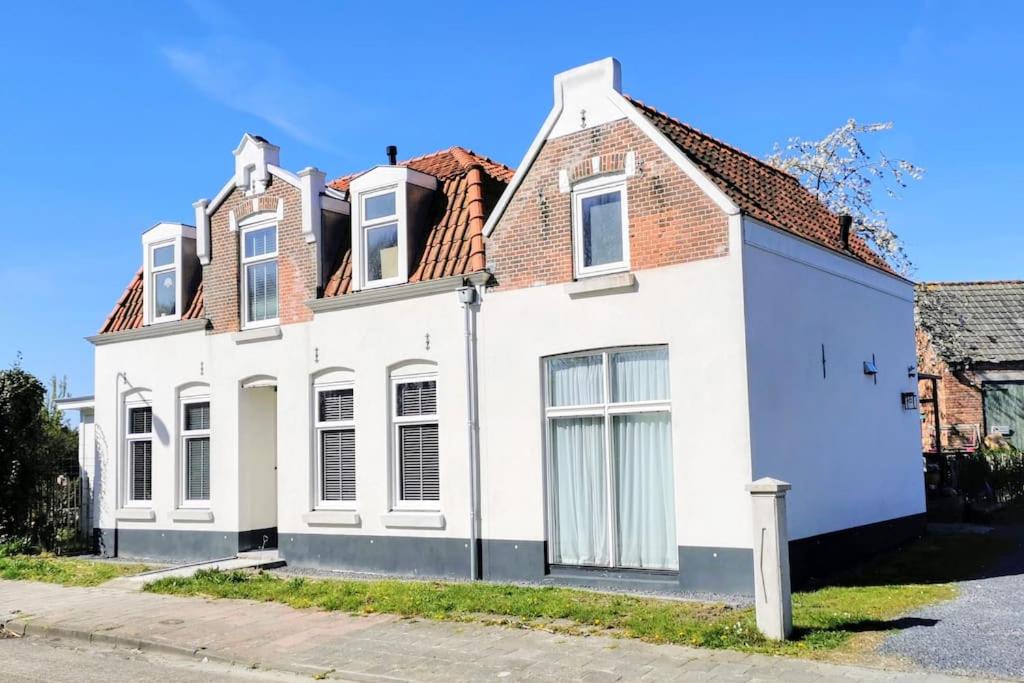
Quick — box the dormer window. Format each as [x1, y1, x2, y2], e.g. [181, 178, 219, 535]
[362, 188, 399, 284]
[572, 176, 630, 278]
[241, 219, 279, 327]
[151, 243, 177, 320]
[349, 166, 438, 291]
[142, 222, 199, 326]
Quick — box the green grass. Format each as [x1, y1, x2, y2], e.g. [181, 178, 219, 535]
[0, 555, 151, 587]
[144, 532, 1011, 658]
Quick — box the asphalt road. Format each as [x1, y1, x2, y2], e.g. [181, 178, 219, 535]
[0, 634, 313, 682]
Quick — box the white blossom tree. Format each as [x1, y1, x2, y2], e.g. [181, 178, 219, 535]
[766, 119, 924, 274]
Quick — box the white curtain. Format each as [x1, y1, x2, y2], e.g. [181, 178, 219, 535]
[551, 417, 609, 565]
[548, 355, 603, 406]
[611, 348, 670, 403]
[614, 413, 677, 569]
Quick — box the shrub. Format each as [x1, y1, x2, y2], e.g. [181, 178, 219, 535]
[0, 536, 34, 557]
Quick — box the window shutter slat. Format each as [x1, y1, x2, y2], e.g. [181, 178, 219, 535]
[397, 381, 436, 417]
[185, 402, 210, 431]
[319, 389, 354, 422]
[321, 429, 355, 502]
[400, 423, 439, 502]
[132, 440, 152, 501]
[130, 407, 152, 434]
[186, 437, 210, 500]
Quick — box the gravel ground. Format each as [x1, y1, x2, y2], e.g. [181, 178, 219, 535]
[881, 525, 1024, 680]
[268, 564, 753, 606]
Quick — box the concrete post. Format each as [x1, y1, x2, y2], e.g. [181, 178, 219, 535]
[746, 477, 792, 640]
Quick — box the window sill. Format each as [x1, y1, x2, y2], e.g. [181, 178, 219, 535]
[565, 272, 636, 298]
[303, 510, 361, 527]
[115, 508, 155, 522]
[380, 511, 445, 530]
[232, 325, 281, 344]
[170, 509, 214, 523]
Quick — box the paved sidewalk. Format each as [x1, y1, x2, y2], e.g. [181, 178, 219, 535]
[0, 581, 1001, 682]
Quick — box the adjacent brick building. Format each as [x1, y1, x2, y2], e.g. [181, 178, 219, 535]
[916, 281, 1024, 452]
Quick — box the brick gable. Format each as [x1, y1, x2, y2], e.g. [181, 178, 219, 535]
[205, 178, 314, 333]
[486, 118, 730, 291]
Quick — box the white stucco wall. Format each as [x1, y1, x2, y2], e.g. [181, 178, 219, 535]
[741, 218, 926, 541]
[238, 386, 277, 532]
[92, 287, 474, 543]
[479, 229, 754, 552]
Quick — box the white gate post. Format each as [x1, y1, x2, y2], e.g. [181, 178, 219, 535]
[746, 477, 792, 640]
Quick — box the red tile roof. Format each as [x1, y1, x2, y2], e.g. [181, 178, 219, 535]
[323, 147, 513, 297]
[98, 271, 204, 334]
[627, 97, 892, 272]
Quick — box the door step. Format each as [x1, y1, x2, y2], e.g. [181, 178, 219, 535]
[105, 552, 285, 590]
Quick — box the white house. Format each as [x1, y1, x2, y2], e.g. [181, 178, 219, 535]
[64, 58, 924, 594]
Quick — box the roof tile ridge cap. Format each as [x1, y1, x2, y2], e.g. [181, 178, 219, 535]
[624, 94, 803, 185]
[449, 146, 515, 180]
[464, 165, 487, 272]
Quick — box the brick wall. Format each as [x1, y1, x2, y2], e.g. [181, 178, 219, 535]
[916, 328, 983, 451]
[486, 118, 730, 291]
[205, 178, 315, 333]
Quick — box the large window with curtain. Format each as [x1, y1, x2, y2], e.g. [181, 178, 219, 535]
[545, 346, 676, 570]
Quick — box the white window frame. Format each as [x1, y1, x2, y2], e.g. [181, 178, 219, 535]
[314, 381, 357, 510]
[124, 399, 154, 508]
[543, 346, 672, 569]
[240, 217, 280, 329]
[571, 176, 631, 279]
[150, 240, 179, 322]
[390, 372, 440, 511]
[359, 185, 404, 289]
[179, 397, 211, 508]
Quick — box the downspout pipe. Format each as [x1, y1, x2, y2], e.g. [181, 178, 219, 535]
[458, 284, 481, 580]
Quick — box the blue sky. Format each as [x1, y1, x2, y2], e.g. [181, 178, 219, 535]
[1, 1, 1021, 398]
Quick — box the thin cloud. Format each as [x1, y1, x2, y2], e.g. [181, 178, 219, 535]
[161, 38, 327, 149]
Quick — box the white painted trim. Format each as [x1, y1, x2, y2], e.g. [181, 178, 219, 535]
[390, 371, 441, 512]
[193, 199, 211, 265]
[302, 510, 361, 526]
[169, 509, 213, 522]
[564, 271, 636, 298]
[178, 394, 211, 508]
[298, 167, 325, 245]
[232, 325, 282, 344]
[267, 164, 301, 188]
[55, 395, 95, 412]
[313, 380, 357, 510]
[742, 217, 913, 301]
[483, 59, 739, 239]
[571, 175, 631, 278]
[115, 508, 155, 521]
[308, 272, 489, 313]
[611, 90, 739, 216]
[482, 106, 562, 238]
[88, 318, 209, 346]
[239, 218, 280, 330]
[379, 512, 445, 529]
[206, 178, 236, 215]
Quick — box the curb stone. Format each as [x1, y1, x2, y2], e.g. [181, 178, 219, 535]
[0, 616, 348, 680]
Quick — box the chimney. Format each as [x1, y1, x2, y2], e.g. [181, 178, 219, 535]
[386, 145, 398, 165]
[839, 214, 852, 250]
